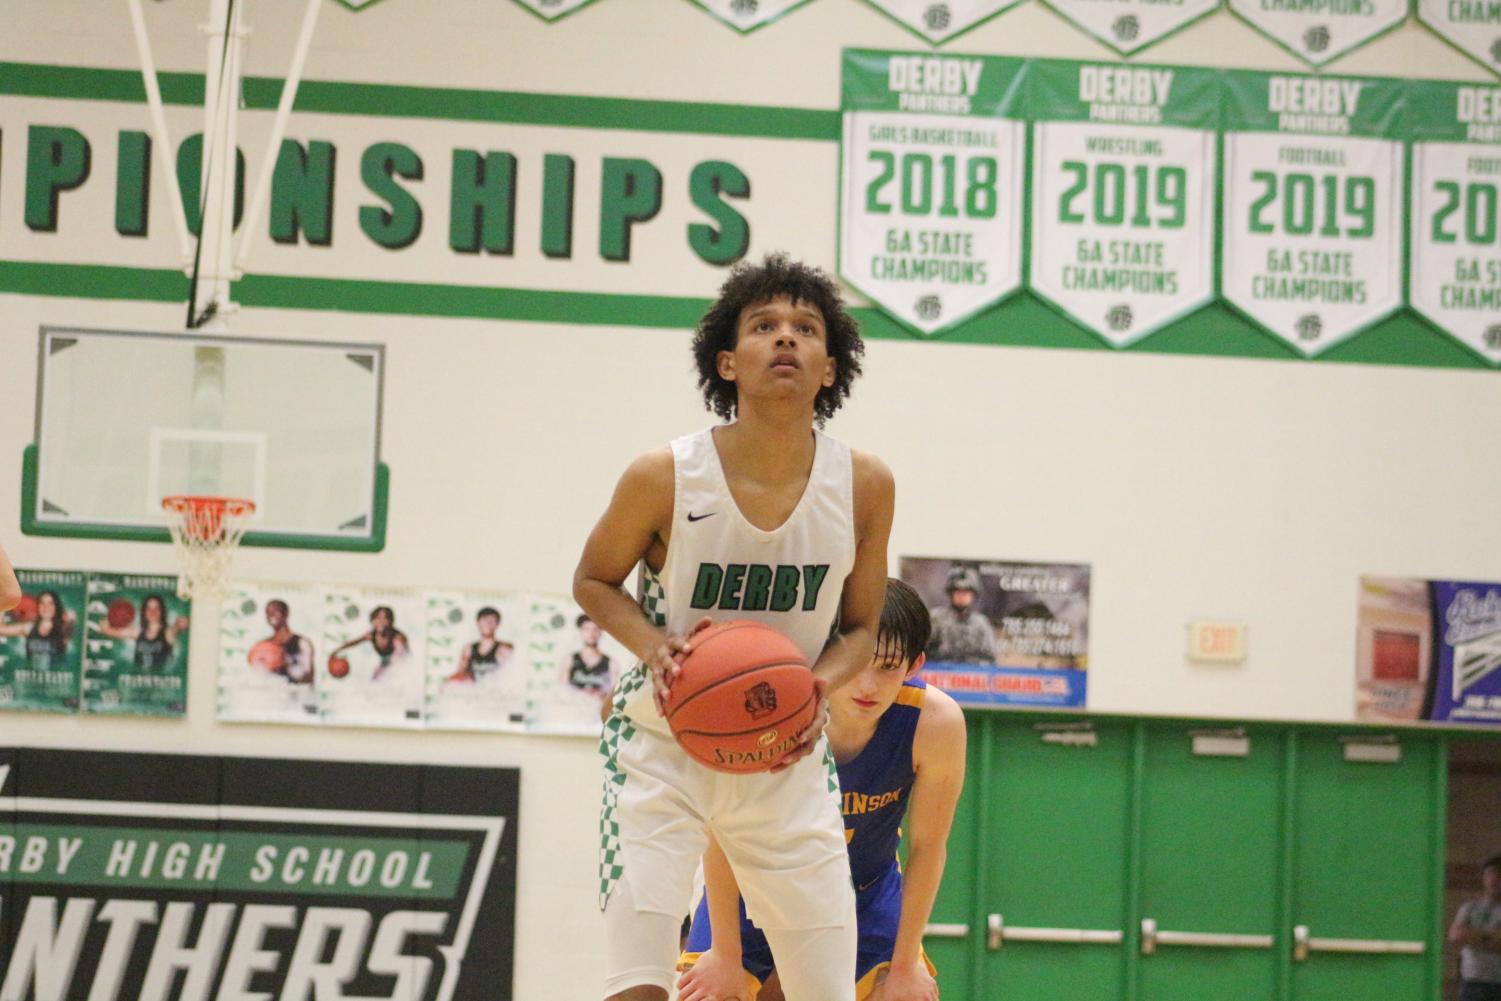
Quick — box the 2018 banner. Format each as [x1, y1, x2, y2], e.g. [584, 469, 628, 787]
[0, 749, 518, 1000]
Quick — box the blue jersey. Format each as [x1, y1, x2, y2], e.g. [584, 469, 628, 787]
[841, 678, 925, 887]
[682, 679, 929, 996]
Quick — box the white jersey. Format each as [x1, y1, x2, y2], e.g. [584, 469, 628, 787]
[620, 426, 856, 734]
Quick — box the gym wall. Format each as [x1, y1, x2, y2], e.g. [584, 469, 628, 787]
[2, 1, 1500, 997]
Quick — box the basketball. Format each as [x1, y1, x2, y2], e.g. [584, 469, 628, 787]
[328, 655, 351, 679]
[248, 639, 286, 672]
[10, 594, 38, 623]
[665, 620, 818, 774]
[107, 598, 136, 629]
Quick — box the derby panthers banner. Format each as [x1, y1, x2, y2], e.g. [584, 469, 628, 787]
[1029, 62, 1219, 346]
[1221, 71, 1405, 356]
[839, 50, 1028, 336]
[1408, 80, 1501, 365]
[0, 748, 518, 1000]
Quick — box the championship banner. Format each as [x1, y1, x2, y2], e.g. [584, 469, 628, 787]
[840, 50, 1028, 336]
[1221, 72, 1405, 356]
[691, 0, 816, 32]
[82, 574, 190, 717]
[0, 748, 518, 1000]
[218, 582, 322, 725]
[1358, 575, 1501, 726]
[320, 587, 427, 728]
[1228, 0, 1410, 65]
[900, 556, 1090, 708]
[1408, 80, 1501, 365]
[0, 569, 84, 714]
[510, 0, 598, 21]
[860, 0, 1025, 44]
[424, 591, 531, 732]
[1418, 0, 1501, 76]
[1041, 0, 1220, 55]
[1029, 62, 1219, 346]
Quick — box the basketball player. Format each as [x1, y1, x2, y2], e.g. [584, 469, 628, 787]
[260, 599, 314, 683]
[331, 605, 409, 680]
[574, 254, 894, 1001]
[678, 579, 966, 1001]
[0, 590, 74, 670]
[0, 542, 20, 614]
[96, 594, 189, 672]
[564, 613, 614, 706]
[450, 606, 513, 682]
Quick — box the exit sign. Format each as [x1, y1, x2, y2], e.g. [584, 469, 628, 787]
[1187, 621, 1247, 664]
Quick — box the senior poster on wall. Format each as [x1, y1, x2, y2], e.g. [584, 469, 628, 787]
[900, 557, 1090, 707]
[320, 587, 427, 728]
[1357, 576, 1501, 726]
[840, 50, 1028, 337]
[82, 573, 190, 716]
[217, 582, 323, 724]
[0, 569, 85, 713]
[1029, 62, 1219, 346]
[526, 597, 632, 736]
[1409, 80, 1501, 365]
[1221, 71, 1404, 356]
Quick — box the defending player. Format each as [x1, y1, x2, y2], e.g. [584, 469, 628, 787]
[678, 579, 966, 1001]
[574, 254, 894, 1001]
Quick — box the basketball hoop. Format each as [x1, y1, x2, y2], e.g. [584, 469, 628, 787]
[162, 495, 255, 600]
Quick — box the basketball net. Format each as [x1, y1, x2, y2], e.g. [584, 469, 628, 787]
[162, 495, 255, 600]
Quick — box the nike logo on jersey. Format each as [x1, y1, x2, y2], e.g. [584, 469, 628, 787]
[689, 562, 831, 612]
[686, 511, 717, 522]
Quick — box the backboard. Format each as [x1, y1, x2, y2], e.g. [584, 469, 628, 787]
[23, 326, 388, 551]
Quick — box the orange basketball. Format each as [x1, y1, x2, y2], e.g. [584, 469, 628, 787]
[10, 594, 38, 623]
[107, 598, 136, 629]
[665, 620, 818, 774]
[248, 639, 286, 672]
[328, 655, 351, 679]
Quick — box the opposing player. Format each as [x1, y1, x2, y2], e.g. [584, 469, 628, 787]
[679, 578, 966, 1001]
[574, 254, 894, 1001]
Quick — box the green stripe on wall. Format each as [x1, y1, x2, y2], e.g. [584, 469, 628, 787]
[0, 60, 839, 139]
[0, 260, 1487, 369]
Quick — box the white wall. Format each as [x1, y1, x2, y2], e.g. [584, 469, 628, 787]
[3, 2, 1500, 997]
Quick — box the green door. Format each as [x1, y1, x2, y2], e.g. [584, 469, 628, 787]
[1137, 725, 1284, 1001]
[981, 717, 1133, 1001]
[920, 710, 987, 1001]
[1290, 732, 1441, 1001]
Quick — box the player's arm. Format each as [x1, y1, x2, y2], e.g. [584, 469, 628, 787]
[678, 833, 747, 1001]
[573, 448, 703, 708]
[0, 543, 20, 613]
[812, 450, 895, 694]
[880, 686, 966, 1001]
[332, 632, 370, 656]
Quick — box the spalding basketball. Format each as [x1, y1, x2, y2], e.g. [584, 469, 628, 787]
[248, 639, 286, 672]
[665, 621, 818, 774]
[328, 655, 351, 679]
[107, 598, 136, 629]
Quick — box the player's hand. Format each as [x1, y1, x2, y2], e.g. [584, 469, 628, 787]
[870, 960, 938, 1001]
[677, 947, 749, 1001]
[649, 616, 713, 715]
[769, 676, 830, 773]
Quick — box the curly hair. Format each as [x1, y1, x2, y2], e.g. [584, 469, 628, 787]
[692, 254, 864, 424]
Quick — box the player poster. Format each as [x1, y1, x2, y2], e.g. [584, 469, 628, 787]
[425, 591, 531, 731]
[320, 587, 426, 728]
[691, 0, 816, 32]
[526, 596, 632, 736]
[1408, 80, 1501, 366]
[509, 0, 597, 21]
[860, 0, 1025, 43]
[840, 49, 1028, 337]
[0, 569, 84, 713]
[1358, 575, 1501, 727]
[82, 573, 189, 716]
[1029, 62, 1219, 346]
[1229, 0, 1409, 66]
[900, 556, 1090, 707]
[1221, 71, 1404, 356]
[1042, 0, 1220, 55]
[217, 582, 322, 725]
